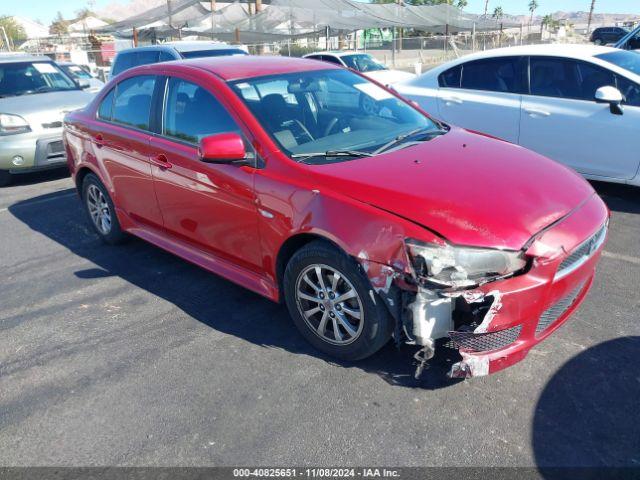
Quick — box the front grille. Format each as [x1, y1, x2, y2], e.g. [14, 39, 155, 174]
[535, 282, 585, 336]
[556, 224, 607, 278]
[449, 325, 522, 353]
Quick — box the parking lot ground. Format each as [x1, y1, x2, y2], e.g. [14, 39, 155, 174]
[0, 169, 639, 468]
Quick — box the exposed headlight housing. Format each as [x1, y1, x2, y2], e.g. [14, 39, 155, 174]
[406, 239, 527, 289]
[0, 114, 31, 136]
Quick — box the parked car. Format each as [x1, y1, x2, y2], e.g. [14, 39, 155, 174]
[109, 41, 248, 78]
[590, 26, 629, 45]
[0, 55, 94, 186]
[394, 44, 640, 187]
[64, 56, 608, 379]
[58, 61, 105, 93]
[303, 51, 415, 85]
[614, 24, 640, 51]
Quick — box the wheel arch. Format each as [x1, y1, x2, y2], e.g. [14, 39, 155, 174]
[275, 232, 349, 303]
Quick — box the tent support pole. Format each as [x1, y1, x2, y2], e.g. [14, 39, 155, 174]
[133, 26, 138, 47]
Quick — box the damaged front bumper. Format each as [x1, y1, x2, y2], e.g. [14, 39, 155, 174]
[358, 195, 609, 379]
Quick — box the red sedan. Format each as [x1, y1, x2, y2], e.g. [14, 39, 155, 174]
[63, 56, 608, 379]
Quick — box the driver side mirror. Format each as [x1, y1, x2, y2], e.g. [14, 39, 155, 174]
[595, 86, 624, 115]
[199, 132, 248, 164]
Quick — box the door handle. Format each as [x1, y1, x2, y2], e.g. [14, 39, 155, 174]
[442, 96, 463, 105]
[151, 153, 172, 170]
[524, 108, 551, 117]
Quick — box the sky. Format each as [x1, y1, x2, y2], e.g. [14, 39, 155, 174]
[4, 0, 639, 25]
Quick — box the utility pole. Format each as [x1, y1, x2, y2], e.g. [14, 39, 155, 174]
[167, 0, 173, 40]
[586, 0, 596, 34]
[210, 0, 216, 35]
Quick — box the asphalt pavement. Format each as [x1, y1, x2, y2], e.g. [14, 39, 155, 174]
[0, 168, 638, 469]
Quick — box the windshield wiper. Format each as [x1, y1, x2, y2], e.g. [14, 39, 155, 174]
[374, 126, 446, 155]
[291, 150, 373, 162]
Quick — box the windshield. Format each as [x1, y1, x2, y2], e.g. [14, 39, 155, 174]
[596, 50, 640, 76]
[0, 61, 78, 97]
[65, 65, 92, 79]
[181, 49, 247, 59]
[230, 69, 442, 163]
[340, 54, 387, 72]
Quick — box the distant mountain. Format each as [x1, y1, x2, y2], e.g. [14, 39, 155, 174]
[488, 11, 638, 26]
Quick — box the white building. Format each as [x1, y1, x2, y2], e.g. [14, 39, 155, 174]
[10, 16, 49, 39]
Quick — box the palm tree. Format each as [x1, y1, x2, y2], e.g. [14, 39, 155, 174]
[528, 0, 538, 32]
[492, 6, 504, 20]
[457, 0, 468, 9]
[586, 0, 596, 34]
[540, 14, 553, 33]
[483, 0, 490, 17]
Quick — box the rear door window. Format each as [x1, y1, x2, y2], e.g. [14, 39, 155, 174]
[112, 75, 156, 131]
[460, 57, 522, 93]
[111, 53, 135, 76]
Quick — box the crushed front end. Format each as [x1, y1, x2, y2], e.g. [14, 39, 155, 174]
[359, 194, 609, 379]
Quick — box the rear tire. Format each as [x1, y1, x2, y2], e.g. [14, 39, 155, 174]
[283, 240, 393, 361]
[82, 173, 127, 245]
[0, 170, 12, 187]
[594, 38, 603, 45]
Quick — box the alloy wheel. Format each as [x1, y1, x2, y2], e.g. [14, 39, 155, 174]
[295, 264, 365, 345]
[86, 184, 112, 235]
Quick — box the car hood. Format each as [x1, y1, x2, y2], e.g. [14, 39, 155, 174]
[312, 128, 595, 250]
[0, 90, 94, 125]
[362, 69, 416, 85]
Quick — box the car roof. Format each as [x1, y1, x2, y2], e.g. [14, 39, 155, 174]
[305, 51, 365, 58]
[443, 44, 620, 63]
[163, 41, 241, 52]
[0, 54, 52, 64]
[146, 55, 341, 81]
[117, 42, 241, 55]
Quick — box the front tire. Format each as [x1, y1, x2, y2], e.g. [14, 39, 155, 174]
[283, 240, 393, 361]
[0, 170, 12, 187]
[82, 173, 127, 245]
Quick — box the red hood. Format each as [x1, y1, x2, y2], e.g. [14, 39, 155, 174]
[313, 128, 595, 250]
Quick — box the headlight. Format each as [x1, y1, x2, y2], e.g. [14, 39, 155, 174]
[0, 114, 31, 136]
[406, 239, 527, 288]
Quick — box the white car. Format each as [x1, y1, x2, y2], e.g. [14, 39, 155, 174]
[395, 44, 640, 186]
[303, 51, 415, 85]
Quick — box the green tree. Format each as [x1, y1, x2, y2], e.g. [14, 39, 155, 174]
[49, 11, 69, 36]
[0, 16, 27, 48]
[492, 5, 504, 20]
[528, 0, 539, 30]
[456, 0, 468, 9]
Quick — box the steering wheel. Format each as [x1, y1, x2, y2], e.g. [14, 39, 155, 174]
[323, 117, 341, 137]
[360, 94, 378, 116]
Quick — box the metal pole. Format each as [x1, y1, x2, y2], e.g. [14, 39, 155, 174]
[0, 26, 11, 52]
[326, 25, 330, 51]
[392, 27, 396, 68]
[210, 0, 216, 35]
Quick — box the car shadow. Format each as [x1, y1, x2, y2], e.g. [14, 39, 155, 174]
[590, 181, 639, 215]
[8, 189, 461, 390]
[533, 336, 640, 479]
[5, 166, 69, 187]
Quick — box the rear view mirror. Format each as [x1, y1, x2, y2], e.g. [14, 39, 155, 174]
[78, 78, 91, 89]
[199, 133, 247, 164]
[595, 86, 624, 115]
